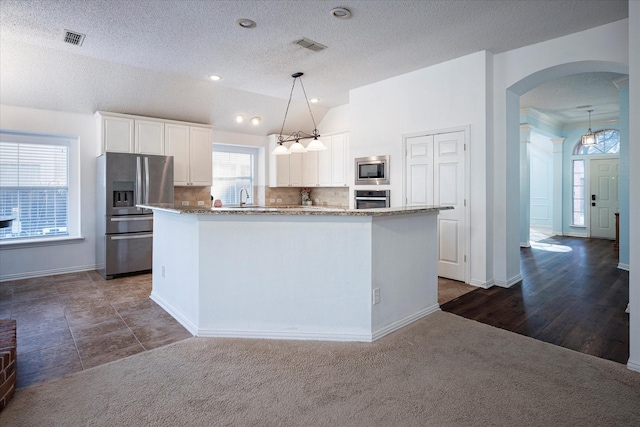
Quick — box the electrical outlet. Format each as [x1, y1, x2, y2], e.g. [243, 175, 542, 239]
[373, 288, 380, 305]
[270, 198, 276, 203]
[197, 201, 205, 206]
[276, 198, 282, 203]
[314, 199, 319, 203]
[181, 201, 189, 206]
[161, 266, 165, 278]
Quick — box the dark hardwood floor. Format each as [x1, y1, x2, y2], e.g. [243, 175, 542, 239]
[442, 235, 629, 364]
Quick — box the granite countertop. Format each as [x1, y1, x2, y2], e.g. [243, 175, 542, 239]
[137, 203, 453, 217]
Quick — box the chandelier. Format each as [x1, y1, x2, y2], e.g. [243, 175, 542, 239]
[272, 72, 326, 155]
[581, 109, 597, 146]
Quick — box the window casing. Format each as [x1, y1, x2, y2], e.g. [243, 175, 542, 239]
[0, 130, 78, 243]
[211, 144, 258, 206]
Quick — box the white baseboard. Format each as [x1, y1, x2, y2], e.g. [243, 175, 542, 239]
[371, 304, 441, 341]
[469, 279, 494, 289]
[0, 264, 97, 282]
[150, 292, 198, 336]
[494, 274, 522, 288]
[618, 263, 630, 271]
[196, 328, 373, 342]
[627, 359, 640, 373]
[520, 242, 531, 248]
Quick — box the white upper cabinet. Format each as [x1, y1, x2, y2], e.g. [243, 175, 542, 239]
[268, 133, 349, 188]
[134, 119, 165, 155]
[188, 127, 213, 186]
[330, 133, 348, 187]
[164, 124, 190, 186]
[165, 124, 212, 186]
[98, 113, 134, 153]
[303, 150, 319, 187]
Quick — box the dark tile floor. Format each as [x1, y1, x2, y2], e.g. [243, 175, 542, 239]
[0, 271, 191, 389]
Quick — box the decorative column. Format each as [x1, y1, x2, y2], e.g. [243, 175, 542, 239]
[520, 125, 532, 247]
[550, 137, 565, 236]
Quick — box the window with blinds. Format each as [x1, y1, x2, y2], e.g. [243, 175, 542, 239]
[0, 131, 70, 240]
[211, 144, 257, 206]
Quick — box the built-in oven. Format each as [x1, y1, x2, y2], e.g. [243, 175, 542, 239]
[355, 155, 389, 185]
[354, 190, 390, 209]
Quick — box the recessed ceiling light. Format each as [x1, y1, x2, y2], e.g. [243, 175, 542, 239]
[309, 98, 320, 103]
[235, 115, 244, 123]
[237, 19, 256, 29]
[330, 7, 352, 19]
[250, 117, 261, 125]
[209, 75, 221, 81]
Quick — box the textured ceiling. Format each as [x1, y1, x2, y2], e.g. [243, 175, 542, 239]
[0, 0, 629, 135]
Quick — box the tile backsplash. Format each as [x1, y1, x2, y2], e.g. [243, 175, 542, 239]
[265, 187, 349, 208]
[174, 186, 349, 208]
[174, 186, 211, 207]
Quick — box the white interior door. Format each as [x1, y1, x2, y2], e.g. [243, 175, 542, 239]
[405, 131, 466, 282]
[590, 158, 618, 239]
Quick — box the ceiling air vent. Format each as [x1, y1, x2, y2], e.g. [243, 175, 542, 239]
[63, 30, 85, 46]
[294, 37, 327, 52]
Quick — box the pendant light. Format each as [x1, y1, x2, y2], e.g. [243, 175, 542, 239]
[581, 109, 597, 146]
[272, 72, 327, 155]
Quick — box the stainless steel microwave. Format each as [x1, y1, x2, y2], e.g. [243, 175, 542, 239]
[354, 155, 389, 185]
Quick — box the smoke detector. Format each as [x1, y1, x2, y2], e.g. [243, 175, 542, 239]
[63, 30, 85, 46]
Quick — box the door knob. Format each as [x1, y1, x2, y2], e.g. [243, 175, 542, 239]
[592, 202, 596, 206]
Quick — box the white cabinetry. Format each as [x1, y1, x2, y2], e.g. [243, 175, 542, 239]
[98, 113, 134, 153]
[269, 133, 349, 188]
[135, 119, 165, 155]
[268, 136, 302, 187]
[165, 124, 212, 186]
[97, 112, 212, 187]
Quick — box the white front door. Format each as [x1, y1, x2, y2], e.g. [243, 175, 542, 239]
[405, 131, 466, 282]
[590, 158, 618, 239]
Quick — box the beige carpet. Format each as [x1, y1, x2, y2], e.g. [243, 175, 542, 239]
[1, 311, 639, 426]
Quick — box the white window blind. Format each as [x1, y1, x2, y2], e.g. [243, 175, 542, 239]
[0, 132, 69, 240]
[211, 145, 257, 206]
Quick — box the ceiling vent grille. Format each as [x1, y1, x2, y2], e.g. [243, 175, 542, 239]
[294, 37, 327, 52]
[63, 30, 85, 46]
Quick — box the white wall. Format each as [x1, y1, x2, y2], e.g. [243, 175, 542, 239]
[350, 51, 491, 287]
[529, 133, 553, 229]
[0, 105, 99, 280]
[317, 104, 350, 133]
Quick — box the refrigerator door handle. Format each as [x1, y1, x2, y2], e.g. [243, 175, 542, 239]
[136, 156, 142, 210]
[110, 233, 153, 240]
[144, 156, 150, 205]
[110, 216, 153, 222]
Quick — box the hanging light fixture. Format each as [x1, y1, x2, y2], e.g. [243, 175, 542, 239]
[581, 109, 597, 146]
[272, 72, 326, 155]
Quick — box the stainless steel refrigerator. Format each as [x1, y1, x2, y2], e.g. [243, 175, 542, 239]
[96, 152, 173, 279]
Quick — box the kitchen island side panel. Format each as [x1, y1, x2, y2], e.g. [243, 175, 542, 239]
[150, 211, 200, 334]
[195, 214, 373, 340]
[370, 212, 440, 337]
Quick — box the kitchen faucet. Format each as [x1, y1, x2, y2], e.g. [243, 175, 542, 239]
[239, 188, 250, 207]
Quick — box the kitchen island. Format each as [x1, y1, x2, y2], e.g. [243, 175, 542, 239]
[139, 204, 452, 342]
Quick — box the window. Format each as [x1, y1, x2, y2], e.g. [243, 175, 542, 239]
[211, 144, 258, 206]
[573, 129, 620, 155]
[572, 160, 585, 226]
[0, 130, 71, 241]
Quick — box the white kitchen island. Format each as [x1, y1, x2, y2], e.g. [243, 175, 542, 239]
[140, 204, 452, 342]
